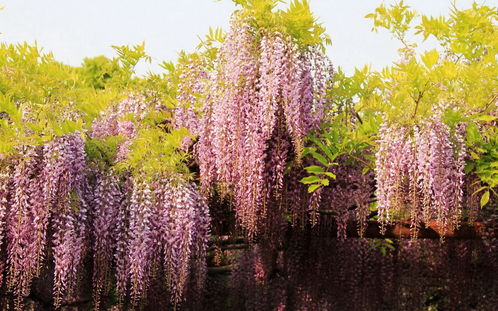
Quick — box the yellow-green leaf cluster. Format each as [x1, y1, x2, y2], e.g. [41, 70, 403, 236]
[231, 0, 330, 47]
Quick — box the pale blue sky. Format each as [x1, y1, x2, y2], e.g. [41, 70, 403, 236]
[0, 0, 487, 75]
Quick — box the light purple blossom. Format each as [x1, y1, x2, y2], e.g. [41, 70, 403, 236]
[195, 14, 334, 237]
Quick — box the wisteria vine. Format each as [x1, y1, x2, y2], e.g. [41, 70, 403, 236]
[375, 116, 468, 235]
[0, 95, 211, 310]
[179, 13, 334, 238]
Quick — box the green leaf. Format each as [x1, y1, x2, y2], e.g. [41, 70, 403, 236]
[304, 165, 325, 174]
[323, 172, 336, 179]
[300, 176, 321, 184]
[472, 186, 488, 196]
[310, 151, 329, 167]
[473, 115, 498, 122]
[307, 184, 321, 193]
[466, 123, 481, 144]
[464, 162, 475, 174]
[362, 166, 370, 175]
[304, 166, 336, 179]
[480, 190, 490, 208]
[310, 136, 335, 161]
[421, 49, 439, 69]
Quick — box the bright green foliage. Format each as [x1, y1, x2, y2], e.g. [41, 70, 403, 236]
[0, 42, 109, 155]
[302, 1, 498, 208]
[81, 55, 122, 89]
[85, 136, 125, 169]
[365, 0, 416, 51]
[359, 1, 497, 124]
[0, 41, 159, 158]
[197, 27, 226, 49]
[281, 0, 330, 46]
[111, 43, 152, 85]
[467, 123, 498, 207]
[416, 3, 498, 61]
[301, 109, 378, 193]
[0, 37, 194, 181]
[117, 127, 192, 179]
[230, 0, 331, 47]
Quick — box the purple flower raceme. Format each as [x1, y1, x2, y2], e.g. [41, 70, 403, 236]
[375, 123, 412, 230]
[174, 60, 210, 148]
[191, 13, 333, 238]
[6, 146, 45, 305]
[114, 176, 133, 305]
[127, 179, 154, 306]
[0, 170, 10, 288]
[91, 172, 122, 310]
[2, 133, 89, 309]
[89, 94, 211, 309]
[375, 116, 468, 235]
[49, 134, 89, 308]
[115, 177, 210, 309]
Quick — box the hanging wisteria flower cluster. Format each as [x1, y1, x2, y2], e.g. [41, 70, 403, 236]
[174, 59, 210, 148]
[375, 116, 467, 234]
[0, 134, 89, 309]
[89, 95, 211, 309]
[91, 93, 163, 161]
[111, 176, 210, 309]
[186, 13, 334, 238]
[0, 95, 211, 310]
[0, 172, 8, 290]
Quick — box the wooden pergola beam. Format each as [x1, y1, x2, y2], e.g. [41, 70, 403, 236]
[344, 220, 485, 239]
[209, 220, 488, 242]
[206, 221, 490, 272]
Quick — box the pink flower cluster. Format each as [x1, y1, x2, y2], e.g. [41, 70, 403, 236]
[0, 130, 210, 310]
[375, 117, 467, 234]
[91, 172, 122, 310]
[1, 134, 89, 309]
[0, 172, 9, 288]
[114, 178, 210, 309]
[194, 14, 333, 238]
[174, 61, 210, 147]
[88, 94, 210, 309]
[48, 134, 89, 308]
[91, 94, 163, 161]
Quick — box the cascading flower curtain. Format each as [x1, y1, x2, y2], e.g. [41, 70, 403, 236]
[179, 12, 334, 238]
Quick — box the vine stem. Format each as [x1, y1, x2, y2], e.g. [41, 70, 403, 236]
[349, 154, 374, 170]
[483, 92, 498, 112]
[411, 87, 427, 119]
